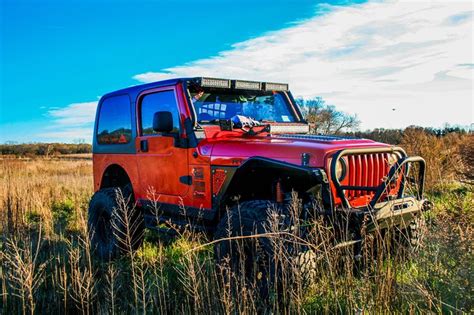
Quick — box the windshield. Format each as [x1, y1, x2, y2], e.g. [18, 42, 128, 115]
[188, 87, 297, 123]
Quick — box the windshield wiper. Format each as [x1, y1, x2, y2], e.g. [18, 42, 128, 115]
[197, 119, 220, 125]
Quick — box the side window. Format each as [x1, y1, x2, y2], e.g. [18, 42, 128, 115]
[96, 95, 132, 144]
[140, 90, 180, 135]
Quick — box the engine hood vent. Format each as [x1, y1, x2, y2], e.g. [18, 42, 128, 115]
[275, 134, 357, 142]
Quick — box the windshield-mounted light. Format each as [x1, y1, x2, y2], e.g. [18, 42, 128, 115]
[234, 80, 261, 90]
[199, 77, 231, 89]
[264, 82, 289, 91]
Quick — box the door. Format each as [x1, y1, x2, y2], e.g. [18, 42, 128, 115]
[135, 86, 189, 198]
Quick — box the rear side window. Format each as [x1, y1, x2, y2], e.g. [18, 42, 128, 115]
[140, 90, 180, 135]
[96, 95, 132, 144]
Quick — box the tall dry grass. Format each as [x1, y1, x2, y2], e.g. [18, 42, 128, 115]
[0, 148, 473, 313]
[400, 128, 472, 189]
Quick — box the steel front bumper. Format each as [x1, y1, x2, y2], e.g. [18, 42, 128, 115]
[366, 196, 431, 232]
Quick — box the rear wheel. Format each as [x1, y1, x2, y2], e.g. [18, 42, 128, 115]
[88, 186, 144, 260]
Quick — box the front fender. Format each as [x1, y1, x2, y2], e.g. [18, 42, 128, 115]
[213, 156, 325, 207]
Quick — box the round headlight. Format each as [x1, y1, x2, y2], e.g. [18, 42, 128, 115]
[335, 158, 347, 181]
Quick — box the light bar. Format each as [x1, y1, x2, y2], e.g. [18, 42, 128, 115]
[196, 77, 289, 92]
[200, 77, 231, 88]
[234, 80, 261, 90]
[270, 124, 309, 134]
[264, 82, 289, 91]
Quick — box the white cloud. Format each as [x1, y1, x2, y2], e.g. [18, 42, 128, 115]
[48, 101, 98, 126]
[133, 0, 473, 129]
[41, 101, 98, 142]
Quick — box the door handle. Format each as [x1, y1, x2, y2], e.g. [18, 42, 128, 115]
[140, 139, 148, 152]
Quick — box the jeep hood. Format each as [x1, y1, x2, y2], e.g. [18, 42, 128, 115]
[205, 134, 390, 168]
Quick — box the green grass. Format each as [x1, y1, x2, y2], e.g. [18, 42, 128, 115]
[1, 157, 473, 313]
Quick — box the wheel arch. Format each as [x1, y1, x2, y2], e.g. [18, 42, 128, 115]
[216, 157, 322, 208]
[99, 163, 133, 190]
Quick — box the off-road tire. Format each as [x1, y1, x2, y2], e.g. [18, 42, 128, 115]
[214, 200, 311, 302]
[88, 185, 144, 260]
[391, 216, 425, 254]
[407, 216, 424, 250]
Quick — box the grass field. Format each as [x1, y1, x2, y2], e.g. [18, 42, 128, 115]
[0, 154, 473, 314]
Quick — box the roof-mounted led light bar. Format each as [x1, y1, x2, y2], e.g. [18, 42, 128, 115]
[263, 82, 289, 91]
[196, 77, 288, 91]
[199, 77, 231, 89]
[234, 80, 261, 90]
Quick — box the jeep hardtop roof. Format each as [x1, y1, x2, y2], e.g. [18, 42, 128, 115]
[101, 77, 290, 101]
[101, 77, 191, 100]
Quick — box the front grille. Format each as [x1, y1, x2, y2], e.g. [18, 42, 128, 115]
[345, 153, 392, 200]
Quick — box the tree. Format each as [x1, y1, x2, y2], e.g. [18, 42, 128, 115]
[297, 97, 360, 134]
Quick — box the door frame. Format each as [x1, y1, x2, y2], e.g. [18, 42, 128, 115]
[135, 84, 185, 140]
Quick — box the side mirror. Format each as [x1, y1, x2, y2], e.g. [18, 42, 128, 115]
[153, 111, 174, 133]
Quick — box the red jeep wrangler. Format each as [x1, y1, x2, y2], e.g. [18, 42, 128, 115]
[88, 77, 429, 264]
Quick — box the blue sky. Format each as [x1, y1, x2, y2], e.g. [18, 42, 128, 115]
[1, 0, 472, 143]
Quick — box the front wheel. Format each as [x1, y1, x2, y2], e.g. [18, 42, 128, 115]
[385, 215, 425, 258]
[214, 200, 302, 301]
[402, 216, 425, 251]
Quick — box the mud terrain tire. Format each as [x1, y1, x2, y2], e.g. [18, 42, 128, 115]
[214, 200, 309, 301]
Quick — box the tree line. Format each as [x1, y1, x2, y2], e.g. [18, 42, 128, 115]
[2, 96, 470, 156]
[297, 96, 470, 141]
[1, 143, 92, 157]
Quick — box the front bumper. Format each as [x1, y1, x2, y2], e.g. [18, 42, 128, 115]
[367, 196, 431, 231]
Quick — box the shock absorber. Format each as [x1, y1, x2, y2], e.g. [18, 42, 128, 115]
[276, 179, 284, 203]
